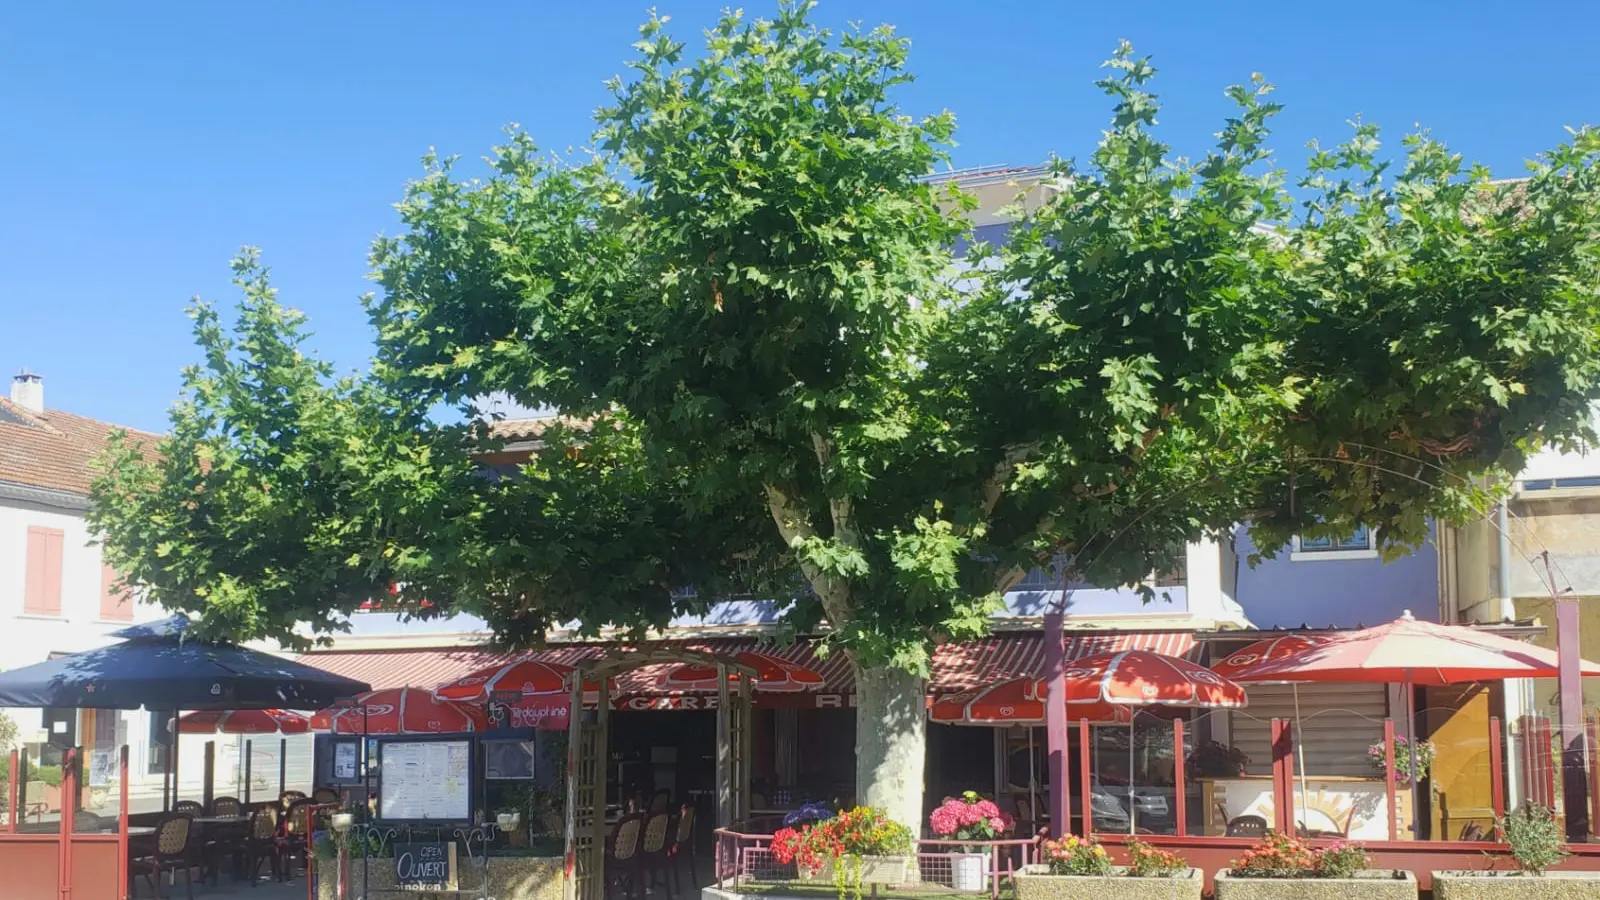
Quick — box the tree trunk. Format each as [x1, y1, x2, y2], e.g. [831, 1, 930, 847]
[853, 663, 927, 833]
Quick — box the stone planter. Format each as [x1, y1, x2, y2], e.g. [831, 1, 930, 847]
[1213, 868, 1417, 900]
[317, 854, 564, 900]
[1433, 870, 1600, 899]
[1012, 866, 1203, 900]
[810, 855, 910, 886]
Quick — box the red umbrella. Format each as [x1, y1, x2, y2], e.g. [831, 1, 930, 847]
[1230, 612, 1600, 685]
[930, 678, 1133, 726]
[1230, 611, 1600, 836]
[657, 651, 825, 693]
[312, 687, 488, 735]
[177, 709, 309, 735]
[1062, 649, 1248, 708]
[1211, 635, 1331, 679]
[434, 659, 583, 702]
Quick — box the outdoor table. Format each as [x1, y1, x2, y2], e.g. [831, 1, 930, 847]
[127, 826, 156, 837]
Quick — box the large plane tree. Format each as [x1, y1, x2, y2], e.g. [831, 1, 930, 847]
[92, 2, 1600, 831]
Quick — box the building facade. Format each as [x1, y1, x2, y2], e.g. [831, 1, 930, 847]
[0, 371, 306, 812]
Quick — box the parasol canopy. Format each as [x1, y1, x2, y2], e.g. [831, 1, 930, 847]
[177, 708, 310, 735]
[930, 678, 1134, 726]
[312, 687, 488, 734]
[657, 651, 825, 693]
[1062, 649, 1248, 708]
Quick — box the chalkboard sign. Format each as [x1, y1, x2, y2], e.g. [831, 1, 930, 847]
[394, 842, 456, 890]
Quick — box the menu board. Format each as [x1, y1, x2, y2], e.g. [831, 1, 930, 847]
[377, 739, 472, 822]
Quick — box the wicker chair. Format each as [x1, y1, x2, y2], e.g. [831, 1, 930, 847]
[243, 805, 281, 885]
[173, 800, 204, 816]
[130, 814, 197, 899]
[211, 796, 242, 817]
[278, 800, 314, 879]
[641, 812, 674, 898]
[1225, 814, 1269, 838]
[312, 787, 339, 805]
[669, 803, 697, 893]
[606, 813, 645, 900]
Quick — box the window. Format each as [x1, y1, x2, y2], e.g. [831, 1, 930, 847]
[99, 563, 132, 621]
[1290, 525, 1377, 561]
[24, 526, 64, 616]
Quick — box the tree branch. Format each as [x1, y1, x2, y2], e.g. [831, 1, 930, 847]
[765, 482, 853, 624]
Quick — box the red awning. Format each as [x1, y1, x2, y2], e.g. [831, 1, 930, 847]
[296, 630, 1195, 703]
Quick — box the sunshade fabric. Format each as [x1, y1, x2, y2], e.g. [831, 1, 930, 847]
[177, 708, 310, 735]
[657, 651, 824, 692]
[1063, 649, 1247, 708]
[929, 677, 1133, 725]
[311, 686, 488, 734]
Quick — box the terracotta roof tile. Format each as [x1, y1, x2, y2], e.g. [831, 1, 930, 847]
[486, 415, 586, 442]
[0, 398, 161, 496]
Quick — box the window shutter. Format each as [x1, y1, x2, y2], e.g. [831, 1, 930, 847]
[100, 562, 132, 621]
[1229, 683, 1388, 778]
[24, 527, 64, 616]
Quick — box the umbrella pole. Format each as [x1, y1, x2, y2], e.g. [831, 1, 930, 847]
[1294, 685, 1311, 830]
[1028, 728, 1037, 827]
[243, 739, 252, 805]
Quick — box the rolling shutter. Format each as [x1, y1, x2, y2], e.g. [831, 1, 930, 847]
[1229, 683, 1388, 778]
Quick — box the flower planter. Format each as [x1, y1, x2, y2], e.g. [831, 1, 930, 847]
[950, 853, 988, 891]
[808, 855, 910, 887]
[1213, 868, 1417, 900]
[1432, 870, 1600, 899]
[1012, 866, 1203, 900]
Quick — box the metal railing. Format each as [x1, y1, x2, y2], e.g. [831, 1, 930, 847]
[714, 827, 1038, 899]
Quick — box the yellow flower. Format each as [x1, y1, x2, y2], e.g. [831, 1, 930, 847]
[1093, 846, 1107, 857]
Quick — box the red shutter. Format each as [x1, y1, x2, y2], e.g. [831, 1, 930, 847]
[100, 561, 132, 621]
[24, 526, 64, 616]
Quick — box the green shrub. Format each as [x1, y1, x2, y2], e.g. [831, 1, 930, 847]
[1498, 803, 1570, 875]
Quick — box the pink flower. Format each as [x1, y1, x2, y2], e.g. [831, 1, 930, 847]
[929, 807, 959, 836]
[988, 817, 1007, 833]
[975, 800, 1001, 819]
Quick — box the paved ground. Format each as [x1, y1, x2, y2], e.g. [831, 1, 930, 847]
[129, 872, 311, 899]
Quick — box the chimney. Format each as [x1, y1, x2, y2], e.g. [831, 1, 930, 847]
[10, 370, 43, 414]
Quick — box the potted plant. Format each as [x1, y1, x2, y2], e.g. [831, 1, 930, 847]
[1214, 833, 1415, 899]
[772, 806, 913, 898]
[1367, 737, 1436, 786]
[928, 792, 1014, 890]
[1014, 836, 1202, 900]
[1187, 741, 1251, 777]
[1433, 804, 1600, 898]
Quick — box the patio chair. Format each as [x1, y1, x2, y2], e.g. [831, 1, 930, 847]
[1458, 822, 1485, 841]
[278, 799, 314, 878]
[242, 805, 282, 885]
[669, 802, 697, 893]
[605, 813, 645, 900]
[1225, 814, 1269, 838]
[649, 788, 673, 814]
[640, 812, 674, 898]
[24, 779, 48, 821]
[211, 796, 242, 817]
[129, 814, 196, 899]
[312, 787, 339, 805]
[173, 800, 204, 816]
[278, 789, 307, 809]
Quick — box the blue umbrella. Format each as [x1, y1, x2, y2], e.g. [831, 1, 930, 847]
[0, 615, 370, 710]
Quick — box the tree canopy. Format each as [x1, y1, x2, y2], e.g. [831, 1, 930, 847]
[91, 0, 1600, 827]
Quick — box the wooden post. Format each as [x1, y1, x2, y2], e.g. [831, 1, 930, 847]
[715, 662, 731, 827]
[1588, 713, 1600, 838]
[1078, 718, 1092, 836]
[562, 670, 584, 900]
[58, 748, 75, 900]
[202, 741, 216, 812]
[243, 739, 253, 806]
[1551, 558, 1590, 839]
[1044, 611, 1070, 832]
[278, 737, 288, 801]
[1270, 719, 1292, 834]
[1490, 716, 1506, 822]
[7, 749, 16, 834]
[1172, 718, 1187, 837]
[1384, 720, 1398, 841]
[118, 746, 129, 900]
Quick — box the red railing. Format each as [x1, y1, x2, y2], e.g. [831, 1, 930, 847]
[714, 827, 1036, 900]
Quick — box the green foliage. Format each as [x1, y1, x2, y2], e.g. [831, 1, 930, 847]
[1498, 803, 1570, 875]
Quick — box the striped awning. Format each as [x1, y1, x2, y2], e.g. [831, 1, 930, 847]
[295, 629, 1195, 701]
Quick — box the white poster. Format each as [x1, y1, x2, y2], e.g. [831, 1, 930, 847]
[378, 740, 471, 821]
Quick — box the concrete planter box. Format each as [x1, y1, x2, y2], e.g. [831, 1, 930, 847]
[1213, 868, 1417, 900]
[317, 855, 563, 900]
[1013, 866, 1203, 900]
[1432, 870, 1600, 900]
[810, 855, 909, 886]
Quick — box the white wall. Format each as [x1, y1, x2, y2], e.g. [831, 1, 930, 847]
[0, 497, 187, 803]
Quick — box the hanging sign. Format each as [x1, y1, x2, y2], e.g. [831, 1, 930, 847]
[394, 842, 456, 890]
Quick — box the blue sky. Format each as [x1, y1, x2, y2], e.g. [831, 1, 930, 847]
[2, 1, 1595, 433]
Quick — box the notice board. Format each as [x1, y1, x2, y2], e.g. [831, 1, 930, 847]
[377, 737, 473, 822]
